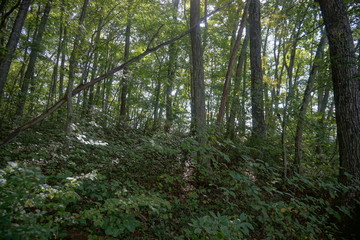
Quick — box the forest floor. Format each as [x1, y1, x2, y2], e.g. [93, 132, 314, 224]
[0, 120, 359, 239]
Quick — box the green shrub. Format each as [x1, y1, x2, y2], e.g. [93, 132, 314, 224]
[81, 190, 171, 238]
[0, 162, 84, 239]
[185, 212, 253, 239]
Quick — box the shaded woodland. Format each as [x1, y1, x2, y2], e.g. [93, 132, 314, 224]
[0, 0, 359, 239]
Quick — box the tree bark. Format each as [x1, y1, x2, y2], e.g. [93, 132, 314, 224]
[119, 19, 131, 119]
[317, 0, 360, 185]
[0, 0, 31, 97]
[190, 0, 206, 139]
[249, 0, 266, 138]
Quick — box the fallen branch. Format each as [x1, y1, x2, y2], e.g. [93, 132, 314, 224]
[1, 0, 234, 146]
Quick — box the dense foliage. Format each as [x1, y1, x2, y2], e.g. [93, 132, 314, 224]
[0, 0, 359, 239]
[0, 120, 359, 239]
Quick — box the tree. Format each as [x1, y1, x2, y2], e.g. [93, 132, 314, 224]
[65, 0, 90, 151]
[164, 0, 180, 133]
[226, 28, 249, 138]
[0, 0, 31, 98]
[249, 0, 266, 138]
[15, 0, 52, 117]
[294, 33, 326, 173]
[189, 0, 206, 139]
[0, 1, 233, 145]
[120, 17, 131, 120]
[216, 0, 249, 126]
[316, 0, 360, 185]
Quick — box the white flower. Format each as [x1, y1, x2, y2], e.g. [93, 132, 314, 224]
[8, 162, 18, 168]
[0, 178, 6, 187]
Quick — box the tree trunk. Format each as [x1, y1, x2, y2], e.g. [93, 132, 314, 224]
[153, 56, 163, 131]
[280, 15, 305, 178]
[15, 0, 52, 117]
[87, 18, 103, 114]
[119, 19, 131, 120]
[216, 0, 249, 126]
[59, 26, 67, 100]
[315, 83, 330, 155]
[47, 13, 64, 109]
[227, 29, 249, 138]
[190, 0, 206, 139]
[249, 0, 266, 138]
[0, 0, 21, 45]
[65, 0, 89, 151]
[294, 33, 326, 173]
[0, 0, 31, 97]
[164, 0, 179, 133]
[317, 0, 360, 185]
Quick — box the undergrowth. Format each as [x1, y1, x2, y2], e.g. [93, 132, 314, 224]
[0, 120, 359, 239]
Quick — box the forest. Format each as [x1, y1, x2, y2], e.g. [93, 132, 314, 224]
[0, 0, 359, 239]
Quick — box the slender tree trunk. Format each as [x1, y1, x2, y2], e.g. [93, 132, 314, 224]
[281, 16, 305, 178]
[87, 18, 103, 114]
[227, 29, 249, 138]
[0, 0, 31, 98]
[164, 0, 179, 133]
[317, 0, 360, 185]
[59, 26, 67, 100]
[240, 47, 248, 135]
[249, 0, 266, 138]
[15, 0, 52, 117]
[119, 19, 131, 120]
[190, 0, 206, 139]
[294, 34, 326, 173]
[65, 0, 89, 151]
[315, 83, 330, 155]
[164, 40, 177, 132]
[153, 55, 163, 131]
[262, 25, 270, 122]
[47, 14, 64, 109]
[217, 0, 249, 126]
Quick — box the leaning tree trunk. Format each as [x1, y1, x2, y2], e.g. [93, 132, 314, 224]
[216, 0, 249, 126]
[294, 33, 326, 173]
[317, 0, 360, 186]
[0, 0, 31, 98]
[249, 0, 266, 138]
